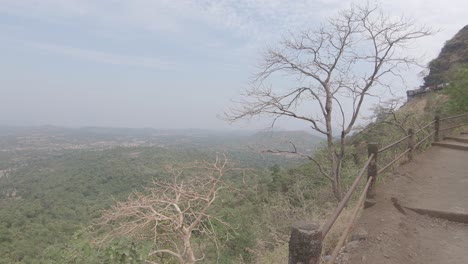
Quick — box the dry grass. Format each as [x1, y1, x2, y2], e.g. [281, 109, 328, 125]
[399, 96, 428, 113]
[255, 243, 288, 264]
[253, 206, 357, 264]
[321, 207, 355, 256]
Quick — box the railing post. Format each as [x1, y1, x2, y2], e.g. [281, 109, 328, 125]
[408, 128, 414, 161]
[434, 115, 440, 142]
[289, 222, 322, 264]
[367, 143, 378, 199]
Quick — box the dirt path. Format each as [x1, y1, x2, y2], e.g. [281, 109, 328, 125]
[346, 138, 468, 264]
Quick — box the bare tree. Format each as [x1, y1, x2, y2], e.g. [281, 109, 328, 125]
[95, 155, 235, 264]
[366, 97, 412, 134]
[226, 3, 432, 200]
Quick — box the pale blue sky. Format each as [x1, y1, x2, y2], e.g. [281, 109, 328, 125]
[1, 0, 466, 129]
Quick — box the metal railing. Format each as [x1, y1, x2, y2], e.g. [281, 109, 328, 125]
[288, 112, 468, 264]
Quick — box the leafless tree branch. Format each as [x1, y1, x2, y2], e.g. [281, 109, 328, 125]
[94, 155, 237, 264]
[224, 3, 433, 200]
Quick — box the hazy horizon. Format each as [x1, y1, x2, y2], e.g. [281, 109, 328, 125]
[1, 0, 467, 130]
[0, 123, 325, 134]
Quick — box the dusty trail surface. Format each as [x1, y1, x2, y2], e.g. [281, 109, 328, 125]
[347, 136, 468, 264]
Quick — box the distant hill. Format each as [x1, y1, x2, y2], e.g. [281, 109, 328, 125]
[0, 125, 323, 157]
[424, 25, 468, 86]
[249, 130, 323, 154]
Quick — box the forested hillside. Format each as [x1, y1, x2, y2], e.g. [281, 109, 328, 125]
[0, 127, 323, 263]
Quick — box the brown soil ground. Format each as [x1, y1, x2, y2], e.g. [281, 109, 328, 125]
[347, 136, 468, 264]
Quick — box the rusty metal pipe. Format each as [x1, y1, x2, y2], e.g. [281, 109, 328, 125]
[377, 148, 410, 175]
[414, 131, 435, 149]
[439, 123, 468, 132]
[440, 113, 468, 121]
[378, 135, 410, 154]
[414, 120, 435, 134]
[326, 176, 373, 264]
[320, 154, 374, 238]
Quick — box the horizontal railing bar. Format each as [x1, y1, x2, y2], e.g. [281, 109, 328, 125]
[290, 112, 468, 263]
[378, 135, 410, 154]
[440, 113, 468, 121]
[414, 120, 435, 134]
[414, 131, 435, 149]
[320, 154, 374, 239]
[321, 113, 468, 264]
[326, 176, 373, 264]
[377, 148, 410, 175]
[439, 123, 468, 132]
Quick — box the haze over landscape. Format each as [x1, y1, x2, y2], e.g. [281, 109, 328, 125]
[1, 1, 468, 264]
[1, 0, 467, 130]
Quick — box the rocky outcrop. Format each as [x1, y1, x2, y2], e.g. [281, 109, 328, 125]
[424, 25, 468, 86]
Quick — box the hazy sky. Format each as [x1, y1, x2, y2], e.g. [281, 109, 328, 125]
[1, 0, 467, 130]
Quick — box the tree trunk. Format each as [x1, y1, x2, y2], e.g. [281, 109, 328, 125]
[331, 178, 342, 201]
[183, 231, 196, 264]
[333, 135, 346, 201]
[327, 134, 343, 201]
[328, 148, 343, 201]
[325, 89, 343, 201]
[333, 159, 343, 201]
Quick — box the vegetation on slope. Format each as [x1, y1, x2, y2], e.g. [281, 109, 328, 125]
[424, 24, 468, 86]
[444, 64, 468, 114]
